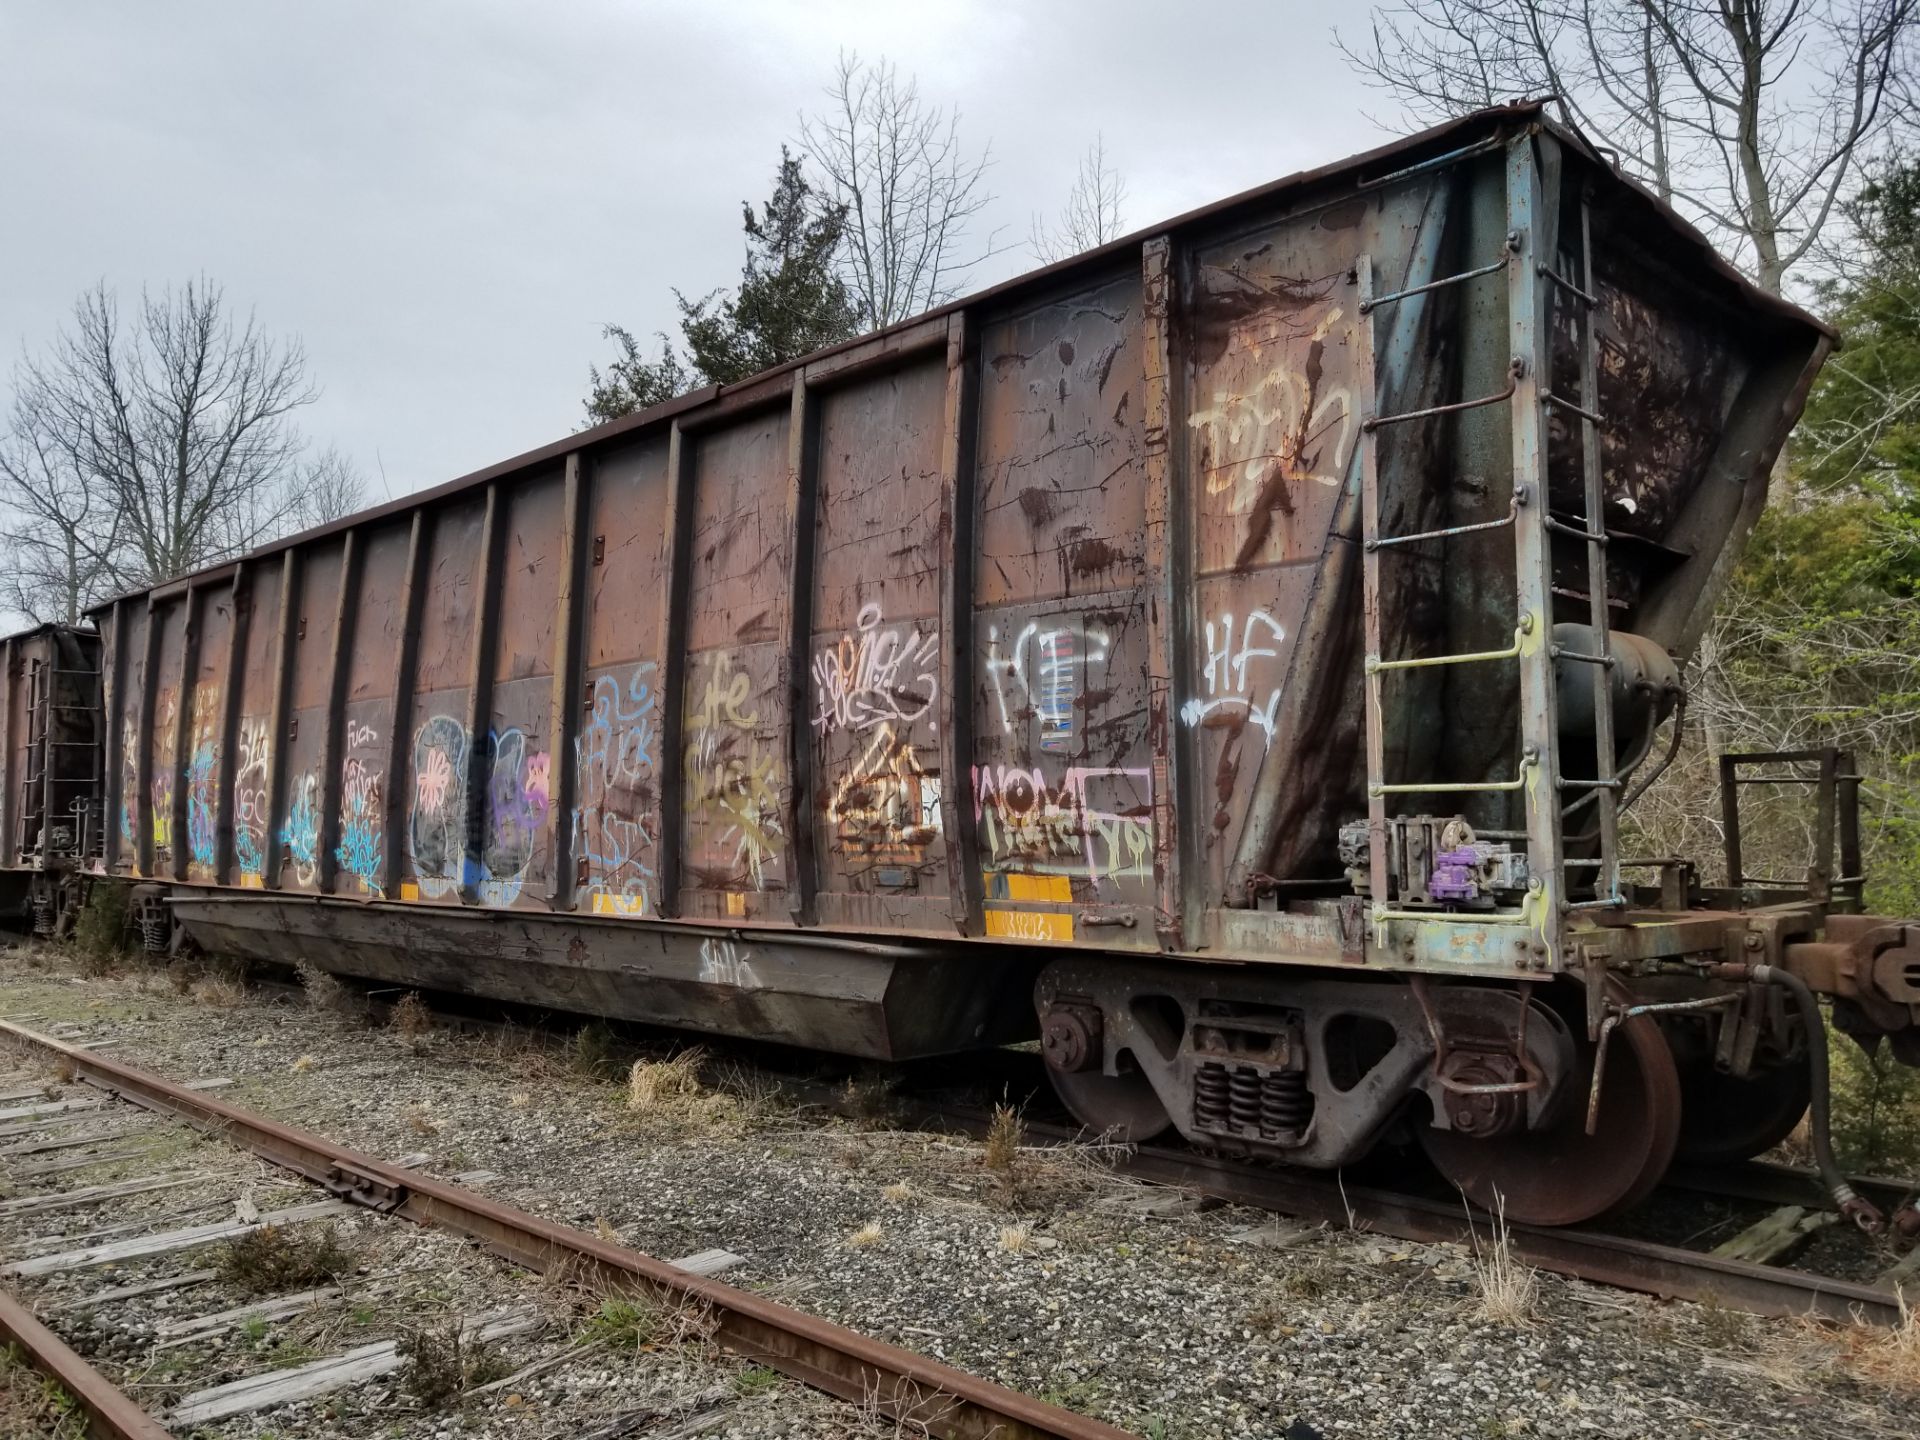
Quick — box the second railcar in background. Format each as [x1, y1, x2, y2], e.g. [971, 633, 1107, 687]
[0, 624, 104, 933]
[79, 104, 1920, 1228]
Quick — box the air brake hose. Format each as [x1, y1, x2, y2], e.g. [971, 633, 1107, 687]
[1714, 962, 1884, 1233]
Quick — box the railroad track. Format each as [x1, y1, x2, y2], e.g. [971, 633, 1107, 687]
[265, 971, 1920, 1329]
[866, 1088, 1919, 1328]
[0, 1018, 1128, 1440]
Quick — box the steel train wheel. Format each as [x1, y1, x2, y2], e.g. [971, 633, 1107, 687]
[1674, 1058, 1811, 1165]
[1418, 1007, 1682, 1227]
[1047, 1062, 1173, 1143]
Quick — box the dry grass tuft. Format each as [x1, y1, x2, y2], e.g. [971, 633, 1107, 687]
[848, 1221, 884, 1248]
[389, 991, 431, 1038]
[508, 1091, 531, 1109]
[1469, 1193, 1537, 1327]
[396, 1319, 509, 1407]
[405, 1102, 442, 1136]
[628, 1048, 705, 1110]
[219, 1222, 355, 1296]
[882, 1181, 913, 1204]
[594, 1215, 623, 1245]
[191, 973, 248, 1008]
[289, 1054, 315, 1073]
[997, 1222, 1032, 1254]
[624, 1048, 758, 1137]
[571, 1023, 618, 1078]
[293, 960, 350, 1014]
[1847, 1294, 1920, 1390]
[983, 1103, 1025, 1172]
[838, 1069, 901, 1122]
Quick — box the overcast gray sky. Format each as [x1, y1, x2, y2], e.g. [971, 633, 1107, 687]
[2, 1, 1406, 507]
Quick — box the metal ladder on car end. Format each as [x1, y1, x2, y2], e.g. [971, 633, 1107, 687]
[1352, 145, 1623, 956]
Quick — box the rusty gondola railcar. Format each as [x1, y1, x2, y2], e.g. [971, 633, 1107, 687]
[83, 104, 1920, 1227]
[0, 624, 105, 933]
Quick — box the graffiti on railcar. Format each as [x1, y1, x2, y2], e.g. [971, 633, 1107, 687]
[481, 725, 550, 906]
[281, 770, 320, 886]
[408, 715, 467, 898]
[233, 716, 270, 885]
[1180, 609, 1287, 748]
[150, 687, 177, 853]
[697, 936, 761, 988]
[1188, 299, 1356, 507]
[983, 618, 1114, 754]
[119, 712, 139, 859]
[573, 662, 659, 915]
[811, 604, 938, 735]
[972, 763, 1153, 884]
[336, 718, 383, 895]
[185, 688, 220, 875]
[684, 650, 784, 891]
[825, 722, 942, 869]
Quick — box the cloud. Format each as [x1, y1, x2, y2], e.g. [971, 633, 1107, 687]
[0, 0, 1395, 510]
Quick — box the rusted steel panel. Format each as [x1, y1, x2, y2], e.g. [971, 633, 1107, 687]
[971, 274, 1154, 940]
[973, 272, 1146, 610]
[480, 469, 564, 909]
[807, 359, 949, 932]
[274, 540, 343, 893]
[547, 453, 590, 913]
[573, 432, 672, 917]
[228, 564, 281, 888]
[1180, 188, 1385, 900]
[118, 606, 148, 875]
[679, 410, 793, 919]
[182, 584, 230, 882]
[401, 499, 485, 904]
[144, 599, 187, 878]
[327, 521, 411, 898]
[936, 316, 983, 937]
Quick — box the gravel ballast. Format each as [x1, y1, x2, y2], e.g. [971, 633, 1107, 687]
[1, 945, 1915, 1439]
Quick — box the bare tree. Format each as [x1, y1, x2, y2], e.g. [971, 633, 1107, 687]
[0, 279, 358, 621]
[1030, 135, 1130, 263]
[1337, 0, 1915, 294]
[798, 52, 999, 329]
[0, 375, 125, 624]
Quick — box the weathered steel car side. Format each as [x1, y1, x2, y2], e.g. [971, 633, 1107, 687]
[82, 104, 1920, 1226]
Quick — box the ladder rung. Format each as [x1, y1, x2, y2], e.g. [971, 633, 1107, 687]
[1550, 648, 1614, 667]
[1541, 392, 1603, 426]
[1364, 382, 1516, 432]
[1368, 492, 1523, 552]
[1544, 515, 1606, 544]
[1372, 907, 1535, 926]
[1536, 264, 1598, 307]
[1370, 775, 1530, 797]
[1359, 253, 1511, 314]
[1556, 777, 1623, 790]
[1567, 896, 1626, 910]
[1369, 631, 1524, 673]
[1551, 585, 1628, 611]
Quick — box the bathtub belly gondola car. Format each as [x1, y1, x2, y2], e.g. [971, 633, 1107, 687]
[67, 104, 1920, 1228]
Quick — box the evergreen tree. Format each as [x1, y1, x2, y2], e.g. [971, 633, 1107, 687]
[679, 148, 859, 384]
[584, 149, 858, 425]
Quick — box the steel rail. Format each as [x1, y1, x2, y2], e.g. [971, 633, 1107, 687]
[1107, 1144, 1910, 1327]
[873, 1092, 1913, 1327]
[0, 1284, 176, 1440]
[0, 1021, 1126, 1440]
